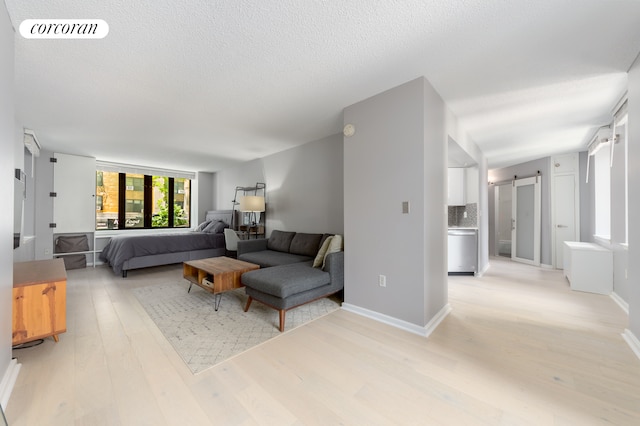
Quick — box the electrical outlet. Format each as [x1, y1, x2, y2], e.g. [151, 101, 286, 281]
[379, 275, 386, 287]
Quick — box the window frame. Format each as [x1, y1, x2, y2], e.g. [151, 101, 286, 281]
[96, 170, 191, 231]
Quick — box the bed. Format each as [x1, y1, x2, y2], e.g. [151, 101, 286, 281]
[100, 210, 234, 277]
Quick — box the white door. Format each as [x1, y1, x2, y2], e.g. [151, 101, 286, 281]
[53, 153, 96, 233]
[512, 176, 541, 266]
[494, 183, 512, 257]
[554, 174, 578, 269]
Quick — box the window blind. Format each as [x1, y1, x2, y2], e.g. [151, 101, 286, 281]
[96, 160, 196, 179]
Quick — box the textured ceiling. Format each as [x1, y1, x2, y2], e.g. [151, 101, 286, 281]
[5, 1, 640, 172]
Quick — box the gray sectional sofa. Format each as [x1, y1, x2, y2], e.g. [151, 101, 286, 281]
[238, 230, 344, 331]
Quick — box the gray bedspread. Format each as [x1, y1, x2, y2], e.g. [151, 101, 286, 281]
[100, 232, 225, 275]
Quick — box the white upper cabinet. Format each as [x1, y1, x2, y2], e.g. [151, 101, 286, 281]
[448, 168, 466, 206]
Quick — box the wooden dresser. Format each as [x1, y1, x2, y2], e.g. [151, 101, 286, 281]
[13, 258, 67, 345]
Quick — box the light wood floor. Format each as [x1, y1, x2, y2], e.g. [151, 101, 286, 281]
[6, 257, 640, 425]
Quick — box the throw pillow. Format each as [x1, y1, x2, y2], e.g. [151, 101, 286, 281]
[211, 220, 228, 233]
[194, 220, 211, 232]
[313, 236, 333, 268]
[322, 234, 343, 269]
[202, 220, 222, 233]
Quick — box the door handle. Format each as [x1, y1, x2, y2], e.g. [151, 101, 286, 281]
[557, 225, 568, 228]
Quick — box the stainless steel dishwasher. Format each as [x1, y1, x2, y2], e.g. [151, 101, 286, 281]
[448, 228, 478, 274]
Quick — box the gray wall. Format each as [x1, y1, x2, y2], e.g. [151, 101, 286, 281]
[0, 2, 14, 402]
[488, 157, 551, 265]
[213, 134, 344, 235]
[343, 77, 447, 327]
[195, 171, 214, 225]
[627, 55, 640, 339]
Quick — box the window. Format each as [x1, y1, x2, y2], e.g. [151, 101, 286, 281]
[96, 170, 119, 229]
[593, 144, 610, 239]
[95, 167, 191, 230]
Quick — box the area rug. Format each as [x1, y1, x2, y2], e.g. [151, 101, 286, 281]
[132, 281, 340, 374]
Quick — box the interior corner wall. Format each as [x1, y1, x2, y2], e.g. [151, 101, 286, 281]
[627, 55, 640, 339]
[0, 0, 15, 400]
[343, 77, 446, 327]
[212, 134, 344, 235]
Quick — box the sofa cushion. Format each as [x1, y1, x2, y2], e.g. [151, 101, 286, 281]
[241, 261, 330, 298]
[239, 250, 313, 268]
[289, 233, 323, 257]
[267, 230, 296, 253]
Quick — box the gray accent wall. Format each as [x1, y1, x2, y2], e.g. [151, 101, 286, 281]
[0, 1, 14, 400]
[213, 134, 344, 235]
[628, 55, 640, 340]
[343, 77, 447, 327]
[488, 157, 551, 265]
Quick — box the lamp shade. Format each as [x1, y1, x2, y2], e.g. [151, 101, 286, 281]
[239, 195, 265, 212]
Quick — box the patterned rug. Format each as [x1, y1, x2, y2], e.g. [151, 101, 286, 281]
[132, 281, 340, 374]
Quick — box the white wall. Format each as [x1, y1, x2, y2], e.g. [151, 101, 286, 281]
[343, 77, 447, 328]
[213, 134, 344, 235]
[0, 1, 15, 405]
[627, 55, 640, 341]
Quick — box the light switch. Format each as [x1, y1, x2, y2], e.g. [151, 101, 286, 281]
[402, 201, 409, 214]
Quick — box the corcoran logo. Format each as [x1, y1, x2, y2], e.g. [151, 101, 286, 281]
[19, 19, 109, 39]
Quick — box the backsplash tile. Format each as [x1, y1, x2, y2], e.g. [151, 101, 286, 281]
[448, 203, 477, 227]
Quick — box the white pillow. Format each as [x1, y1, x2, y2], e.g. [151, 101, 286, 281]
[313, 236, 333, 268]
[322, 234, 343, 269]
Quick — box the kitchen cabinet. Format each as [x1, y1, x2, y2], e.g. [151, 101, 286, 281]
[448, 168, 466, 206]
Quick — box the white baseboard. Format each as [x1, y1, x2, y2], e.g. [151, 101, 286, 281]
[622, 329, 640, 361]
[341, 303, 451, 337]
[0, 358, 21, 409]
[477, 261, 490, 277]
[610, 292, 629, 314]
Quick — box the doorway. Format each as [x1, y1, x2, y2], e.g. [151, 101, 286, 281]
[512, 176, 541, 266]
[494, 183, 512, 258]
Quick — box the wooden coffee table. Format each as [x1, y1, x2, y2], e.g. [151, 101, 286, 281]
[182, 256, 259, 310]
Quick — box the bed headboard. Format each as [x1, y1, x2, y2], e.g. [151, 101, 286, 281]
[205, 210, 234, 226]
